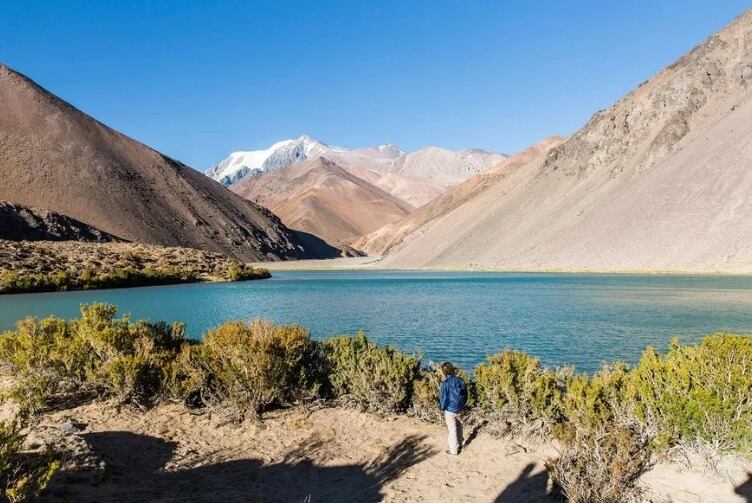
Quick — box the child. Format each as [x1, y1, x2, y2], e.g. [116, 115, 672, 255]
[439, 362, 468, 455]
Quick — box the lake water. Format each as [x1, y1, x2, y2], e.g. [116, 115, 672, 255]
[1, 271, 752, 373]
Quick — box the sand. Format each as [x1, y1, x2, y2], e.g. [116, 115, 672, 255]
[30, 402, 752, 503]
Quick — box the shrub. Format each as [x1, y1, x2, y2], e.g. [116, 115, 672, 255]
[548, 363, 651, 503]
[0, 418, 60, 503]
[411, 364, 474, 423]
[474, 350, 571, 426]
[223, 264, 271, 281]
[558, 363, 631, 433]
[0, 304, 185, 412]
[546, 420, 651, 503]
[177, 320, 322, 420]
[323, 332, 420, 413]
[630, 334, 752, 455]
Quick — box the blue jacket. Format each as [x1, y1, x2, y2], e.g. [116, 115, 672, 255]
[439, 375, 468, 413]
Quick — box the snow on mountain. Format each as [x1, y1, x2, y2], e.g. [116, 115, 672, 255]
[206, 135, 342, 186]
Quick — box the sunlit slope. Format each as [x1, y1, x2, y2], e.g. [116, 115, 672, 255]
[379, 9, 752, 272]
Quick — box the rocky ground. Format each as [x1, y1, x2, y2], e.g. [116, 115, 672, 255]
[0, 201, 121, 243]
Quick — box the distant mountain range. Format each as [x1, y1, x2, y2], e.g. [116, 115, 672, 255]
[208, 136, 506, 246]
[368, 9, 752, 273]
[0, 64, 338, 261]
[207, 135, 505, 193]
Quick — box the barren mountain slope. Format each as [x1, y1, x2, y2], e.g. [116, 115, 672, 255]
[380, 9, 752, 272]
[0, 202, 121, 242]
[386, 147, 506, 189]
[232, 157, 414, 246]
[0, 65, 337, 261]
[355, 137, 565, 256]
[339, 163, 444, 208]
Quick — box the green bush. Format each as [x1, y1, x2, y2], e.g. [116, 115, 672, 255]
[548, 364, 651, 503]
[411, 365, 474, 423]
[323, 332, 420, 413]
[0, 418, 60, 503]
[630, 334, 752, 454]
[558, 363, 631, 433]
[223, 264, 271, 281]
[474, 350, 571, 426]
[0, 304, 185, 412]
[177, 319, 322, 420]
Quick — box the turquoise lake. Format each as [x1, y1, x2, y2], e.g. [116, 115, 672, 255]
[2, 270, 752, 373]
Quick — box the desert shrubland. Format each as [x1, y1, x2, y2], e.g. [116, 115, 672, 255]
[0, 240, 270, 294]
[0, 305, 750, 501]
[0, 304, 185, 413]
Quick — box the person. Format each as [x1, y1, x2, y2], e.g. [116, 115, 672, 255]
[438, 361, 467, 456]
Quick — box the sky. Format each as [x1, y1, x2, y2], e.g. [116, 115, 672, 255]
[2, 1, 750, 169]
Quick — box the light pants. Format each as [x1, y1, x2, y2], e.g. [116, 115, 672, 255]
[444, 411, 464, 455]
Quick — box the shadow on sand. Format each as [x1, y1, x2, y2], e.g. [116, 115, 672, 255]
[736, 472, 752, 502]
[493, 462, 559, 503]
[42, 431, 435, 503]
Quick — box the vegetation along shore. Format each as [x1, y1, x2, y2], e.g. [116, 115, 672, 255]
[0, 304, 749, 501]
[0, 240, 270, 294]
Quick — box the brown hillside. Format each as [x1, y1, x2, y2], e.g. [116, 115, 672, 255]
[232, 157, 413, 246]
[0, 64, 338, 261]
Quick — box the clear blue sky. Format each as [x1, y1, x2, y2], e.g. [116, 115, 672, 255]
[2, 1, 750, 169]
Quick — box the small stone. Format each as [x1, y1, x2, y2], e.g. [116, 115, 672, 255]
[58, 420, 81, 435]
[742, 66, 752, 85]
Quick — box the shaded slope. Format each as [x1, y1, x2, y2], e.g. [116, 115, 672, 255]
[0, 64, 338, 261]
[0, 201, 121, 242]
[232, 157, 413, 246]
[380, 10, 752, 272]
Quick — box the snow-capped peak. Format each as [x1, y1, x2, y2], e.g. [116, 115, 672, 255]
[205, 135, 336, 186]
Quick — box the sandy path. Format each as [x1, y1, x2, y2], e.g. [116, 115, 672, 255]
[36, 403, 751, 503]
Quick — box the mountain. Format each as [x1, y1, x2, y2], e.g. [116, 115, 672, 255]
[206, 135, 335, 186]
[384, 147, 507, 189]
[354, 137, 564, 256]
[0, 64, 338, 262]
[0, 202, 121, 242]
[376, 9, 752, 273]
[207, 137, 503, 206]
[232, 157, 413, 246]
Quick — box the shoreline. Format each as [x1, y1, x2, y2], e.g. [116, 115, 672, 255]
[252, 256, 752, 276]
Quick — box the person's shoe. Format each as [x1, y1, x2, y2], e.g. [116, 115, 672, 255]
[445, 450, 459, 456]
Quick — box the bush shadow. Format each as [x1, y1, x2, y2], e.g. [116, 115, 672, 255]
[42, 430, 435, 503]
[736, 472, 752, 502]
[493, 462, 559, 503]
